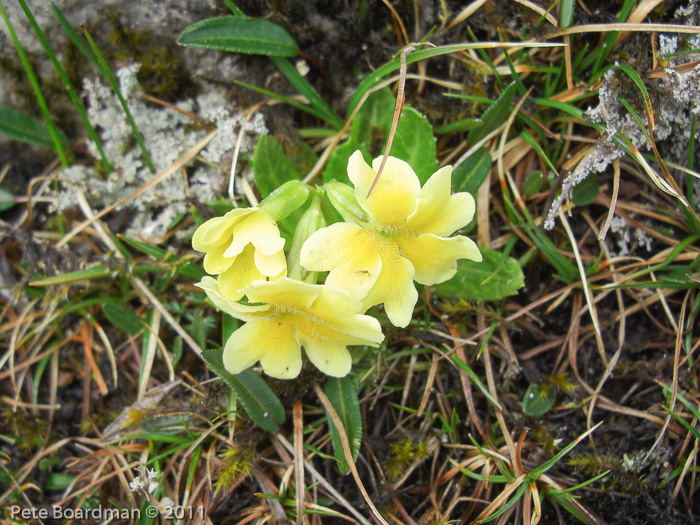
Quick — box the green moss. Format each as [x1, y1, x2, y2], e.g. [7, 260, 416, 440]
[105, 11, 198, 102]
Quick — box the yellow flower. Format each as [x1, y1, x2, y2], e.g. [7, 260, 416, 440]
[301, 151, 482, 327]
[196, 276, 384, 379]
[192, 208, 286, 301]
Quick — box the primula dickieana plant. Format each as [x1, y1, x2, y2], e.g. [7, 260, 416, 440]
[193, 152, 482, 379]
[302, 151, 482, 327]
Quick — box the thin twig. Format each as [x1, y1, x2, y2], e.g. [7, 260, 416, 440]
[367, 45, 417, 198]
[313, 383, 390, 525]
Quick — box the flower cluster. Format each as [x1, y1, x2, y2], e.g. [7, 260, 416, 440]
[192, 152, 481, 379]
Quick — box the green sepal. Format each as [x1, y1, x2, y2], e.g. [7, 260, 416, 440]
[323, 180, 377, 228]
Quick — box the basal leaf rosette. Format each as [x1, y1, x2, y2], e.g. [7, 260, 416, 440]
[192, 207, 286, 301]
[301, 151, 482, 328]
[196, 276, 384, 379]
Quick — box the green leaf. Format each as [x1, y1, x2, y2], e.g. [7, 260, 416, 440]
[323, 138, 369, 185]
[572, 172, 599, 206]
[178, 16, 299, 57]
[523, 170, 544, 197]
[522, 382, 556, 417]
[435, 118, 481, 135]
[452, 147, 492, 195]
[0, 107, 68, 149]
[324, 377, 362, 474]
[284, 138, 318, 177]
[45, 473, 75, 491]
[0, 188, 16, 211]
[559, 0, 575, 28]
[253, 135, 302, 198]
[466, 83, 517, 148]
[347, 87, 437, 183]
[390, 107, 438, 184]
[432, 247, 524, 302]
[350, 87, 394, 148]
[202, 349, 285, 432]
[102, 303, 143, 335]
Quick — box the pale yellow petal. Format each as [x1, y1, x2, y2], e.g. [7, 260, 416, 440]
[299, 337, 352, 377]
[301, 222, 381, 300]
[253, 248, 287, 277]
[242, 277, 320, 309]
[398, 233, 482, 285]
[192, 208, 254, 251]
[224, 210, 285, 258]
[405, 166, 476, 236]
[348, 151, 420, 227]
[310, 283, 365, 319]
[333, 314, 385, 346]
[257, 321, 303, 379]
[218, 245, 263, 301]
[202, 242, 234, 275]
[361, 249, 417, 328]
[195, 276, 269, 321]
[223, 322, 268, 375]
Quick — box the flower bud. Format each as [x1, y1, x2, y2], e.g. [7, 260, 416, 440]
[323, 180, 377, 228]
[288, 196, 326, 282]
[259, 180, 310, 222]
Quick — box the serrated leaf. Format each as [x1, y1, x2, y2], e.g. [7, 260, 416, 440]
[0, 107, 68, 149]
[452, 147, 492, 195]
[572, 172, 599, 206]
[522, 382, 557, 417]
[0, 188, 16, 211]
[102, 303, 143, 335]
[466, 83, 517, 148]
[253, 135, 302, 197]
[284, 137, 318, 177]
[432, 247, 524, 302]
[323, 138, 369, 185]
[324, 376, 362, 474]
[202, 349, 285, 432]
[348, 87, 438, 183]
[350, 87, 394, 148]
[177, 16, 298, 57]
[390, 107, 438, 184]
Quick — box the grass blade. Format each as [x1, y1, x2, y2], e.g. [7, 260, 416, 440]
[347, 42, 559, 115]
[81, 25, 155, 173]
[17, 0, 112, 173]
[49, 2, 100, 70]
[29, 266, 111, 286]
[269, 56, 343, 129]
[234, 80, 332, 123]
[0, 2, 70, 167]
